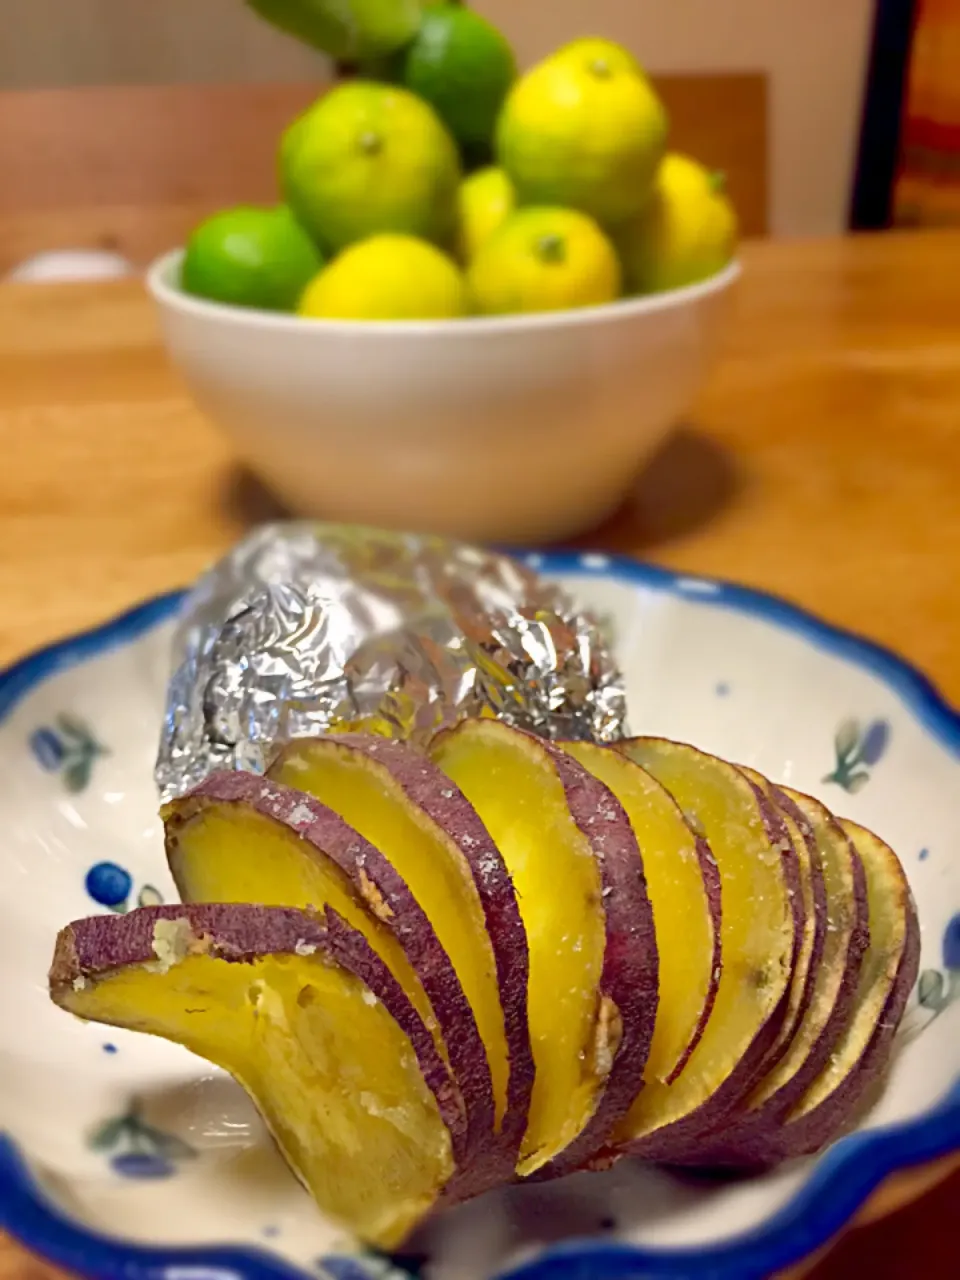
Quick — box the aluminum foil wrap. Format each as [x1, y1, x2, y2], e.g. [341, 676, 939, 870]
[155, 523, 627, 802]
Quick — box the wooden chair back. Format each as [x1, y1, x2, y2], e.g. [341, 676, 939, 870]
[0, 73, 767, 273]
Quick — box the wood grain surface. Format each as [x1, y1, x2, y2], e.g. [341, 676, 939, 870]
[0, 229, 958, 1275]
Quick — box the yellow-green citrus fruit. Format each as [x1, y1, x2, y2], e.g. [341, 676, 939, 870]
[297, 234, 469, 321]
[456, 167, 516, 262]
[399, 4, 517, 151]
[281, 82, 461, 253]
[467, 207, 621, 316]
[497, 37, 668, 226]
[614, 152, 739, 294]
[246, 0, 426, 61]
[181, 205, 323, 311]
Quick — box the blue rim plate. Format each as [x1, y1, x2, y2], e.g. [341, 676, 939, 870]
[1, 555, 958, 1280]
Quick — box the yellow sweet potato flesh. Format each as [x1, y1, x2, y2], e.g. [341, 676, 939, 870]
[561, 741, 715, 1086]
[430, 722, 607, 1175]
[786, 819, 905, 1120]
[744, 788, 857, 1111]
[743, 770, 816, 1058]
[268, 744, 509, 1131]
[612, 740, 794, 1143]
[62, 950, 452, 1248]
[171, 807, 440, 1053]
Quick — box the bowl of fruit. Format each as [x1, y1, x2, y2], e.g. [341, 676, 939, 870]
[148, 4, 739, 544]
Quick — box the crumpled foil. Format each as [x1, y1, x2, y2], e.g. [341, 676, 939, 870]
[155, 523, 627, 802]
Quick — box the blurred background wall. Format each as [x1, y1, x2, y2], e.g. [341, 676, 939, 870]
[0, 0, 875, 237]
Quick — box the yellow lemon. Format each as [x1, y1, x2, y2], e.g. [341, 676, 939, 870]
[467, 208, 621, 316]
[281, 81, 461, 253]
[456, 167, 516, 262]
[615, 153, 739, 294]
[496, 38, 668, 226]
[298, 234, 469, 321]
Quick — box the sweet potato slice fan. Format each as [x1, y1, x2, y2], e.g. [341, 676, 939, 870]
[50, 725, 919, 1248]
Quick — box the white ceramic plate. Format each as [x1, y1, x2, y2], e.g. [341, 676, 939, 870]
[1, 554, 957, 1280]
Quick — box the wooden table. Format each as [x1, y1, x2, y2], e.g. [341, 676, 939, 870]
[0, 229, 958, 1276]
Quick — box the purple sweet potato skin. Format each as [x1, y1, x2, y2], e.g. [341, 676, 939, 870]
[164, 771, 492, 1187]
[745, 774, 808, 1059]
[601, 741, 799, 1164]
[666, 832, 723, 1087]
[677, 789, 871, 1165]
[268, 734, 534, 1183]
[49, 902, 466, 1188]
[696, 826, 917, 1169]
[777, 788, 829, 1031]
[530, 740, 659, 1180]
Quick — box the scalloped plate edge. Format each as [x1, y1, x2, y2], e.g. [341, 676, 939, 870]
[0, 556, 958, 1280]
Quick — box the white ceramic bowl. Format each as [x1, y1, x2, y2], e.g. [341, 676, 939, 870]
[1, 554, 958, 1280]
[147, 251, 738, 544]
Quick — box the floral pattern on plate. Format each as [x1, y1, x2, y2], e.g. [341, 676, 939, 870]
[29, 713, 109, 792]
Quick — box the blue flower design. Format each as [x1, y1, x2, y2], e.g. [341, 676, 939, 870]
[823, 717, 891, 793]
[858, 719, 890, 766]
[28, 713, 108, 792]
[85, 862, 132, 910]
[915, 912, 960, 1024]
[29, 728, 65, 771]
[110, 1152, 175, 1180]
[943, 913, 960, 972]
[84, 864, 163, 914]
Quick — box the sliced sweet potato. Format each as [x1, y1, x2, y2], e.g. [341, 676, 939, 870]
[164, 771, 497, 1187]
[688, 786, 871, 1164]
[429, 720, 658, 1178]
[49, 904, 458, 1249]
[742, 768, 822, 1063]
[731, 819, 919, 1165]
[267, 735, 533, 1177]
[559, 741, 720, 1087]
[600, 738, 799, 1160]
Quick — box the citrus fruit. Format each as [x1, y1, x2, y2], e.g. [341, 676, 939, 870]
[181, 205, 323, 311]
[467, 207, 621, 316]
[496, 38, 668, 226]
[456, 167, 516, 261]
[281, 82, 461, 253]
[615, 153, 739, 294]
[399, 4, 517, 151]
[246, 0, 425, 61]
[297, 234, 469, 321]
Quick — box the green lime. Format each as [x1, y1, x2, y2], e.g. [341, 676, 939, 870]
[298, 234, 468, 321]
[245, 0, 425, 61]
[467, 207, 622, 316]
[281, 81, 461, 252]
[614, 153, 739, 294]
[497, 37, 668, 226]
[181, 205, 323, 311]
[399, 4, 517, 150]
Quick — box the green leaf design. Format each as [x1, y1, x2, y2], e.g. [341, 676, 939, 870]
[918, 968, 946, 1012]
[88, 1117, 128, 1151]
[63, 755, 93, 793]
[138, 884, 164, 908]
[55, 712, 94, 744]
[834, 718, 860, 761]
[845, 771, 871, 794]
